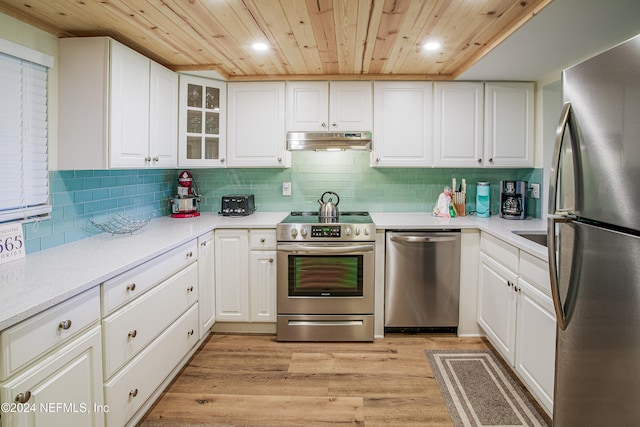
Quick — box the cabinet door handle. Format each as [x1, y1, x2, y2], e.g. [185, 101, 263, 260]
[58, 320, 72, 330]
[489, 158, 494, 163]
[128, 330, 138, 338]
[477, 158, 482, 163]
[126, 283, 136, 291]
[321, 122, 327, 128]
[331, 122, 337, 127]
[15, 391, 31, 403]
[186, 251, 193, 258]
[269, 258, 274, 263]
[187, 286, 194, 292]
[187, 329, 194, 336]
[144, 157, 151, 162]
[220, 158, 225, 163]
[129, 389, 138, 398]
[277, 157, 282, 162]
[201, 241, 208, 247]
[152, 156, 159, 162]
[260, 238, 265, 243]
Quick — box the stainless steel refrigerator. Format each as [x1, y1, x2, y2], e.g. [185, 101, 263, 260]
[549, 34, 640, 426]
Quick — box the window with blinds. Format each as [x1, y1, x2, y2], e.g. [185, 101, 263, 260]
[0, 49, 51, 223]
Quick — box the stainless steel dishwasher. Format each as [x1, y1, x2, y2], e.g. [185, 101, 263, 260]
[385, 231, 461, 333]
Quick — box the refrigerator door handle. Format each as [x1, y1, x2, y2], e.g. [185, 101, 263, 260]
[549, 102, 572, 214]
[549, 101, 583, 216]
[548, 215, 571, 330]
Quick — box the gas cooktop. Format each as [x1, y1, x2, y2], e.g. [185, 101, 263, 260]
[277, 211, 374, 242]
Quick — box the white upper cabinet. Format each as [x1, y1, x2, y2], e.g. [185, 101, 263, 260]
[178, 75, 227, 168]
[371, 81, 433, 167]
[286, 81, 372, 131]
[109, 41, 150, 168]
[433, 82, 484, 167]
[329, 81, 373, 130]
[227, 82, 289, 167]
[484, 82, 535, 167]
[59, 37, 178, 169]
[286, 81, 328, 131]
[148, 62, 179, 167]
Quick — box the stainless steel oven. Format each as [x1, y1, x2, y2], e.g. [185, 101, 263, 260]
[276, 212, 375, 341]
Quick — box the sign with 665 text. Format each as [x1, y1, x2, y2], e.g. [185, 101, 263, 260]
[0, 223, 25, 265]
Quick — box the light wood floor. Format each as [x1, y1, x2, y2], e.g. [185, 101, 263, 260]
[139, 333, 490, 426]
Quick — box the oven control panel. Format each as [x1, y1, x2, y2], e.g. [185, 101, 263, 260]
[311, 225, 341, 238]
[277, 224, 373, 242]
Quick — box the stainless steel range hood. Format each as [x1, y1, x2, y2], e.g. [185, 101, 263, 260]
[286, 131, 372, 151]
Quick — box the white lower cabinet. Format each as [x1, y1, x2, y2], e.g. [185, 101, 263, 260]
[214, 229, 250, 321]
[215, 229, 277, 323]
[0, 287, 103, 427]
[515, 251, 556, 415]
[477, 233, 555, 416]
[102, 263, 198, 378]
[0, 235, 213, 427]
[0, 325, 104, 427]
[198, 231, 215, 338]
[249, 230, 277, 322]
[477, 252, 518, 364]
[100, 237, 201, 426]
[104, 305, 199, 427]
[515, 278, 556, 415]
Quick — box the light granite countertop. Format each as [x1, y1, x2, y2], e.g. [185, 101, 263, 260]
[0, 212, 288, 331]
[0, 211, 547, 331]
[370, 213, 548, 261]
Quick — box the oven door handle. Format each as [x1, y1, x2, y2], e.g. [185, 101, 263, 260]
[277, 244, 373, 254]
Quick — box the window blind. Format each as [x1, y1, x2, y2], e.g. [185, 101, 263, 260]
[0, 51, 51, 223]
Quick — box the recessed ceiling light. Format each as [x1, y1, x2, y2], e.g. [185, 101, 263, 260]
[252, 42, 269, 51]
[423, 41, 441, 51]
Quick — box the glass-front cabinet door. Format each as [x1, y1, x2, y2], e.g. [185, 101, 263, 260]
[178, 75, 226, 167]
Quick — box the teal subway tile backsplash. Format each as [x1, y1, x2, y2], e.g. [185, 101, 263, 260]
[23, 169, 175, 254]
[192, 152, 542, 217]
[23, 152, 542, 254]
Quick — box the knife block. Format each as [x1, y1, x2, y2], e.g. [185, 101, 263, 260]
[453, 191, 466, 216]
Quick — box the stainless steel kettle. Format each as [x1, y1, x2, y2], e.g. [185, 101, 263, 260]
[318, 191, 340, 218]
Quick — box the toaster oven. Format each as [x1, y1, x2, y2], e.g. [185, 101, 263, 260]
[221, 194, 255, 216]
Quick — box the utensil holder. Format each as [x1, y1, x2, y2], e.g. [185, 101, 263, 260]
[453, 191, 466, 216]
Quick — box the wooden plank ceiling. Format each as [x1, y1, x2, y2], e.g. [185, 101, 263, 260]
[0, 0, 553, 80]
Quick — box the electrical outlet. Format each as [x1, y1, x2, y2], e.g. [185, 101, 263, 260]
[282, 181, 292, 196]
[531, 183, 540, 199]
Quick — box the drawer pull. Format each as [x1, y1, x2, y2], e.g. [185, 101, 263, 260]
[129, 389, 138, 398]
[126, 283, 136, 291]
[186, 251, 193, 258]
[187, 329, 194, 337]
[128, 330, 138, 338]
[260, 238, 266, 243]
[58, 320, 72, 330]
[187, 286, 194, 292]
[15, 391, 31, 404]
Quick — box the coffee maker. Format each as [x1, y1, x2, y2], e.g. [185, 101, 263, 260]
[170, 170, 201, 218]
[499, 180, 527, 219]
